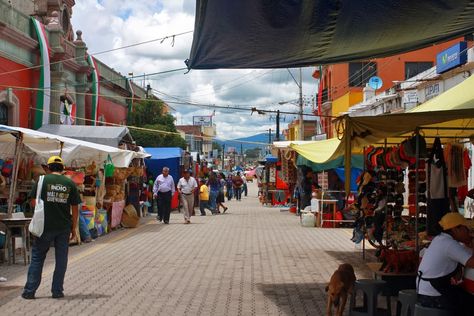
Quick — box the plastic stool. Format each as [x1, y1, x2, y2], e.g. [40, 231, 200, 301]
[398, 289, 417, 316]
[414, 304, 452, 316]
[349, 279, 391, 316]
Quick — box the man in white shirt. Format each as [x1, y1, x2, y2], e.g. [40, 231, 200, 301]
[153, 167, 175, 224]
[417, 212, 474, 315]
[177, 170, 198, 224]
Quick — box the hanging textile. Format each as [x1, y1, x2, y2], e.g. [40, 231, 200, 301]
[444, 143, 467, 188]
[427, 137, 449, 236]
[87, 55, 100, 125]
[31, 18, 51, 129]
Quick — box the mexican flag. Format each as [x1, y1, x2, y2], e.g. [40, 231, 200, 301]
[86, 55, 100, 125]
[31, 18, 51, 129]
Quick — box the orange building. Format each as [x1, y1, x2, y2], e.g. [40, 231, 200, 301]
[317, 39, 461, 137]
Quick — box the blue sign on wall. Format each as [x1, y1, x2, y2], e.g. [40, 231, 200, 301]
[436, 41, 467, 74]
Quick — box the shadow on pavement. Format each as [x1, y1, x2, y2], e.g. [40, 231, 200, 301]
[61, 293, 111, 300]
[258, 282, 327, 315]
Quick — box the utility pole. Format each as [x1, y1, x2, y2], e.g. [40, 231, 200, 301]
[275, 110, 280, 141]
[299, 68, 304, 140]
[221, 144, 225, 170]
[268, 128, 272, 154]
[240, 143, 243, 165]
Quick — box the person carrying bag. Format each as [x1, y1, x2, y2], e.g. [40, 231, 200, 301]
[22, 156, 81, 300]
[28, 175, 45, 237]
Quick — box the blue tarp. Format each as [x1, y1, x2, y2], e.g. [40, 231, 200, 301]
[334, 168, 363, 192]
[264, 154, 278, 163]
[144, 147, 182, 182]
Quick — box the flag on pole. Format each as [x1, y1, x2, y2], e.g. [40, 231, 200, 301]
[128, 78, 135, 113]
[31, 18, 51, 129]
[86, 55, 100, 125]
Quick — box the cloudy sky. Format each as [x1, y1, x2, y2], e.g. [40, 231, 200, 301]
[71, 0, 319, 140]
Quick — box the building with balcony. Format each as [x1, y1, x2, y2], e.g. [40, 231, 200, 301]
[0, 0, 161, 129]
[347, 42, 474, 118]
[176, 124, 216, 156]
[316, 40, 461, 137]
[283, 119, 318, 141]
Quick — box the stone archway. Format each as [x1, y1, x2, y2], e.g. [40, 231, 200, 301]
[0, 89, 20, 126]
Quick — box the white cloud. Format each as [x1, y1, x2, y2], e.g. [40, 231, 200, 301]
[71, 1, 318, 140]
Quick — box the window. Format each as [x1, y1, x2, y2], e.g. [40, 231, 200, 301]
[348, 62, 377, 87]
[0, 102, 8, 125]
[405, 62, 433, 80]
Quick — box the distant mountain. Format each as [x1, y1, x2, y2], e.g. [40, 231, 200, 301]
[215, 133, 283, 152]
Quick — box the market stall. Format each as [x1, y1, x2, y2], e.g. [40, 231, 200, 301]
[0, 125, 148, 240]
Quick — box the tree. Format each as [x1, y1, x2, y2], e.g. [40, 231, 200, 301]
[128, 99, 187, 148]
[245, 147, 261, 159]
[212, 141, 222, 152]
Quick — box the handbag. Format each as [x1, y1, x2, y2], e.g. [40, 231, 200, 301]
[104, 154, 115, 178]
[29, 175, 45, 237]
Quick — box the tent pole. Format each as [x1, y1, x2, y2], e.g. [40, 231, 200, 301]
[415, 128, 420, 255]
[362, 146, 366, 260]
[7, 133, 24, 216]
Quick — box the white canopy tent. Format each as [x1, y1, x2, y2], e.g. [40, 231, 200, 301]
[0, 125, 148, 168]
[0, 125, 149, 215]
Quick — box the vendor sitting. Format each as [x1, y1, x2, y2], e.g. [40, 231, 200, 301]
[417, 212, 474, 315]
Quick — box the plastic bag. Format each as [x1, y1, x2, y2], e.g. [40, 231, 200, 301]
[29, 175, 45, 237]
[104, 154, 115, 178]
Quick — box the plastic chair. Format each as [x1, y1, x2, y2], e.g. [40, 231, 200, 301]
[398, 289, 417, 316]
[414, 304, 452, 316]
[349, 279, 391, 316]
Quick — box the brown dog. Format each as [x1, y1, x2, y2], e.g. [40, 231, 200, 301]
[325, 263, 356, 316]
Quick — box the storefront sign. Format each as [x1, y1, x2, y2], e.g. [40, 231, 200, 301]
[193, 115, 213, 126]
[436, 41, 467, 74]
[424, 81, 443, 100]
[403, 91, 418, 104]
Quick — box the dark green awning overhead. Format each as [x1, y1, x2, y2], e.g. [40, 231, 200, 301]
[187, 0, 474, 69]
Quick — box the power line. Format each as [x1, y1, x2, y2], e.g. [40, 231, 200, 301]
[0, 30, 193, 77]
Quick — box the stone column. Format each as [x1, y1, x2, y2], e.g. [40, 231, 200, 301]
[45, 11, 64, 125]
[73, 30, 89, 125]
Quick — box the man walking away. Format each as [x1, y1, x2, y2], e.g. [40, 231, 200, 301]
[22, 156, 81, 299]
[232, 172, 244, 201]
[177, 170, 197, 224]
[153, 167, 175, 224]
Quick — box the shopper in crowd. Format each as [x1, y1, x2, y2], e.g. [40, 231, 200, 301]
[207, 172, 220, 214]
[177, 170, 198, 224]
[417, 212, 474, 315]
[241, 172, 248, 197]
[232, 172, 244, 201]
[226, 174, 234, 201]
[199, 179, 214, 215]
[22, 156, 81, 299]
[217, 173, 229, 213]
[153, 167, 175, 224]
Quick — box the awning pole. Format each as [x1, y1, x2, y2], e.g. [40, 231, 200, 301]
[7, 133, 24, 216]
[415, 128, 420, 255]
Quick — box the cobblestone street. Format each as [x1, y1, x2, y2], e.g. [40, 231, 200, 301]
[0, 183, 372, 315]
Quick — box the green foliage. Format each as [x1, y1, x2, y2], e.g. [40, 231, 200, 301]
[245, 147, 262, 159]
[212, 141, 222, 152]
[128, 100, 186, 148]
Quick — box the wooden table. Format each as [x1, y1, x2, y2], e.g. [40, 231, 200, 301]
[367, 262, 417, 296]
[1, 218, 32, 265]
[318, 199, 338, 228]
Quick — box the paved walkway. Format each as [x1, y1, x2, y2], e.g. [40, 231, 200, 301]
[0, 183, 373, 315]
